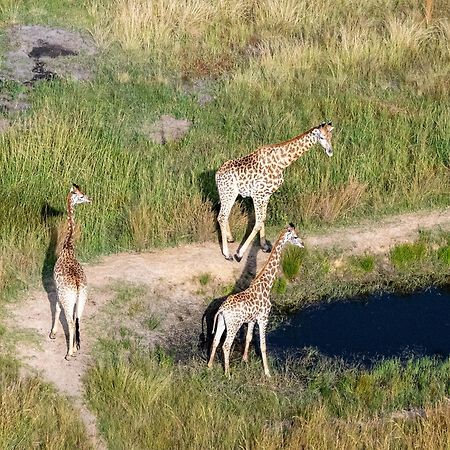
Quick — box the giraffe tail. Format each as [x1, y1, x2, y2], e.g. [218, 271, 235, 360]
[211, 310, 221, 334]
[75, 318, 81, 350]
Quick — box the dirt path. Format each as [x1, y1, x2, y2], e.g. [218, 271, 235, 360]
[8, 207, 450, 448]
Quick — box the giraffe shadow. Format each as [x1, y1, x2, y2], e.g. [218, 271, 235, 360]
[41, 203, 70, 343]
[199, 240, 263, 363]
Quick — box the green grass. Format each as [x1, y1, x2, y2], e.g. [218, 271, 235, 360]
[0, 0, 450, 303]
[281, 246, 305, 281]
[85, 341, 450, 450]
[143, 314, 160, 331]
[272, 276, 287, 295]
[198, 272, 211, 286]
[350, 254, 376, 273]
[390, 242, 427, 269]
[0, 356, 91, 449]
[437, 244, 450, 265]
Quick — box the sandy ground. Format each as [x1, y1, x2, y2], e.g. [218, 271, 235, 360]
[7, 207, 450, 448]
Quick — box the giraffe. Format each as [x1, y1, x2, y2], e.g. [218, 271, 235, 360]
[216, 121, 333, 261]
[207, 224, 304, 377]
[50, 184, 91, 360]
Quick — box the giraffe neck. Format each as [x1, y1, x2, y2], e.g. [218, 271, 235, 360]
[272, 128, 317, 169]
[62, 196, 75, 250]
[253, 232, 286, 291]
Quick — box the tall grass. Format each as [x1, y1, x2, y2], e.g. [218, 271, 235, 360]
[0, 356, 91, 449]
[86, 343, 450, 449]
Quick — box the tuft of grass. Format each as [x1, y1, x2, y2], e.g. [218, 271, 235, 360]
[350, 254, 376, 273]
[390, 242, 427, 269]
[437, 244, 450, 265]
[272, 276, 287, 296]
[143, 314, 160, 331]
[281, 246, 306, 281]
[198, 272, 211, 286]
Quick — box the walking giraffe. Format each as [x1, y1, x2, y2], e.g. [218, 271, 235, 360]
[207, 224, 304, 377]
[50, 184, 91, 360]
[216, 121, 333, 261]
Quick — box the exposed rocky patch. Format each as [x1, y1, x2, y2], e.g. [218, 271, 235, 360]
[0, 25, 97, 84]
[141, 114, 192, 144]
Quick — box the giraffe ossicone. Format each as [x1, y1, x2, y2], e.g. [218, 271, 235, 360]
[215, 121, 334, 261]
[51, 183, 91, 360]
[207, 224, 304, 377]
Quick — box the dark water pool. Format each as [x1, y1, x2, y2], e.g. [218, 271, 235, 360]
[268, 286, 450, 365]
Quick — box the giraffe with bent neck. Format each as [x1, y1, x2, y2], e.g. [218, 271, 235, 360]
[216, 121, 333, 261]
[50, 184, 91, 360]
[207, 224, 304, 377]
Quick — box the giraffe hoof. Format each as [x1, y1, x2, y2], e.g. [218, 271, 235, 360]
[224, 255, 234, 261]
[227, 238, 235, 243]
[49, 332, 56, 339]
[234, 254, 242, 262]
[64, 355, 71, 361]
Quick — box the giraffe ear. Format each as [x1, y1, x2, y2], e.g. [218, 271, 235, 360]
[288, 222, 295, 230]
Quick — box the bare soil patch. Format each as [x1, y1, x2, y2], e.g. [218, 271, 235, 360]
[0, 25, 97, 84]
[141, 115, 192, 144]
[7, 207, 450, 447]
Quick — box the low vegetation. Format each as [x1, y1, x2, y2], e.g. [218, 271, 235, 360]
[86, 339, 450, 450]
[273, 231, 450, 312]
[0, 356, 90, 449]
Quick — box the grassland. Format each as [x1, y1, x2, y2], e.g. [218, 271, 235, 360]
[0, 356, 90, 449]
[86, 338, 450, 450]
[1, 0, 450, 299]
[1, 0, 450, 448]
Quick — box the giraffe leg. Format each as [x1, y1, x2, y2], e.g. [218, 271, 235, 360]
[235, 198, 268, 261]
[217, 191, 238, 261]
[242, 321, 255, 362]
[259, 222, 272, 253]
[60, 290, 77, 360]
[222, 323, 240, 376]
[207, 313, 226, 368]
[258, 319, 271, 377]
[49, 300, 61, 339]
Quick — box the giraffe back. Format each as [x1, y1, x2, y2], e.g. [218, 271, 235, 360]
[217, 146, 284, 198]
[54, 248, 87, 290]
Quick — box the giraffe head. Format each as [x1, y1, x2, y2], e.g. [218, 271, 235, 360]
[282, 223, 304, 248]
[69, 184, 91, 206]
[312, 121, 334, 157]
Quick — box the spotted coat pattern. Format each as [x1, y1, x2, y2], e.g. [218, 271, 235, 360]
[216, 122, 333, 261]
[207, 225, 304, 377]
[51, 184, 91, 360]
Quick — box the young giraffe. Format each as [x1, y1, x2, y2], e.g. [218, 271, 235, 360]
[216, 121, 333, 261]
[50, 184, 91, 360]
[207, 224, 304, 377]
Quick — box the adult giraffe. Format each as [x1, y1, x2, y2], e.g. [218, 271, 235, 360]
[215, 121, 333, 261]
